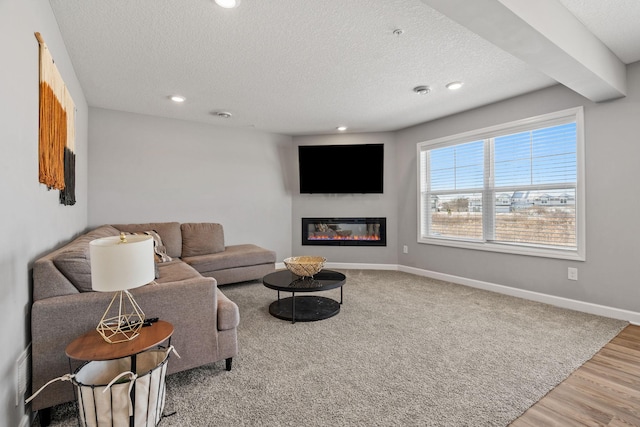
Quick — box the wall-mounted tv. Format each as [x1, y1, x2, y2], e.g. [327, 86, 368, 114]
[298, 143, 384, 194]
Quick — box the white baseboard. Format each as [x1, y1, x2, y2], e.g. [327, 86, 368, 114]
[398, 265, 640, 324]
[296, 261, 640, 324]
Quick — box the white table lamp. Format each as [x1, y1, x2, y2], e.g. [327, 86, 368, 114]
[90, 233, 155, 343]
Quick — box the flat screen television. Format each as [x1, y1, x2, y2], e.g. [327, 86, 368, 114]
[298, 143, 384, 194]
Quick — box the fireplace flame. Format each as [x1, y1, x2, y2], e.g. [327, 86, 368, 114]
[308, 234, 381, 241]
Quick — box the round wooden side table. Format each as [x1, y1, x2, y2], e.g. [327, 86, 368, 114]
[66, 320, 174, 362]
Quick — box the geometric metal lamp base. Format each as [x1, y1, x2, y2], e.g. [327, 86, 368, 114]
[96, 290, 145, 343]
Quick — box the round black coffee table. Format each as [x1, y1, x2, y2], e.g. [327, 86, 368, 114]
[262, 269, 346, 323]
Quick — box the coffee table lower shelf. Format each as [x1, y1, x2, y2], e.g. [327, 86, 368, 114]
[269, 295, 340, 323]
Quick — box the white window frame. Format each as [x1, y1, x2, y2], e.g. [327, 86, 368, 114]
[416, 107, 585, 261]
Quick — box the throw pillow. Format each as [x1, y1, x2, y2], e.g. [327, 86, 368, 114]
[181, 223, 225, 257]
[53, 246, 93, 292]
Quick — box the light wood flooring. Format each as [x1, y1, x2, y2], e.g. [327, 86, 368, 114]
[511, 324, 640, 426]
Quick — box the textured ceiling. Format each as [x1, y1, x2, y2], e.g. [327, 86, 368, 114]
[49, 0, 640, 136]
[558, 0, 640, 64]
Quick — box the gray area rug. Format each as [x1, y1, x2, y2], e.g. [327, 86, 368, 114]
[47, 270, 627, 426]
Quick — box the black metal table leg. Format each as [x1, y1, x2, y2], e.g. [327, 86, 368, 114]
[130, 354, 137, 427]
[291, 292, 296, 324]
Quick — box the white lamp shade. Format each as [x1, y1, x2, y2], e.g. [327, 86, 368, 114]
[90, 235, 155, 292]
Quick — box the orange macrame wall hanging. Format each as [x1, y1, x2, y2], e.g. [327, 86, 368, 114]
[35, 32, 76, 206]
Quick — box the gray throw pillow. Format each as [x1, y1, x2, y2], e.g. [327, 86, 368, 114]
[181, 223, 225, 257]
[53, 247, 93, 292]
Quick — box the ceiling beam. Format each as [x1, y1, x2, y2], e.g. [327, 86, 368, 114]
[422, 0, 626, 102]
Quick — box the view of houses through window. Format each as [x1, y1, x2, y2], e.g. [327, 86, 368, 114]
[429, 188, 576, 247]
[418, 108, 583, 258]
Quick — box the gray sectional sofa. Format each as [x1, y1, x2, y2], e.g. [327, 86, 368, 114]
[30, 222, 276, 417]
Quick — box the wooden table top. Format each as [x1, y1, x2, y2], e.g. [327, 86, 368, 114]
[65, 320, 174, 361]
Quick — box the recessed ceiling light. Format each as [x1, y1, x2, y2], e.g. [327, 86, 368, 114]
[214, 0, 239, 8]
[170, 95, 186, 103]
[446, 81, 464, 90]
[336, 126, 347, 132]
[214, 111, 232, 118]
[413, 86, 430, 95]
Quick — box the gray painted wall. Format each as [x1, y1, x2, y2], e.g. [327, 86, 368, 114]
[88, 108, 294, 261]
[396, 62, 640, 312]
[0, 0, 89, 425]
[292, 133, 398, 264]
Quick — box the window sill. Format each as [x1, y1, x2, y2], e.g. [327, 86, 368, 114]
[418, 236, 585, 261]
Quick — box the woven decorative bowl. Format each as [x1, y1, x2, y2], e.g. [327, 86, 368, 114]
[284, 256, 326, 277]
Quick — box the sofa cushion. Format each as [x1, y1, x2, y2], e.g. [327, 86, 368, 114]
[112, 223, 182, 258]
[52, 225, 120, 292]
[155, 260, 203, 284]
[52, 247, 93, 292]
[125, 230, 172, 263]
[181, 223, 225, 257]
[183, 244, 276, 273]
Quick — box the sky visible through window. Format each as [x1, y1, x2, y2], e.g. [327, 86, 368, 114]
[429, 123, 577, 191]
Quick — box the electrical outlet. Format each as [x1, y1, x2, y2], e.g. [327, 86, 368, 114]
[403, 245, 408, 254]
[568, 267, 578, 281]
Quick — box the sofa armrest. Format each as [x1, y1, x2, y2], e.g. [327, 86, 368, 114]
[217, 288, 239, 331]
[30, 277, 222, 411]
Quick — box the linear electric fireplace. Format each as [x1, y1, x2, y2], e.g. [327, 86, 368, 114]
[302, 217, 386, 246]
